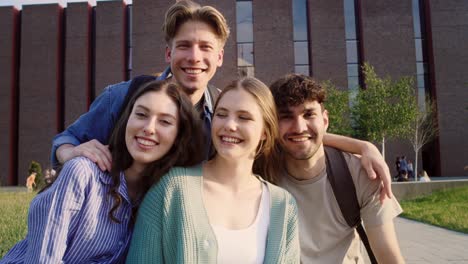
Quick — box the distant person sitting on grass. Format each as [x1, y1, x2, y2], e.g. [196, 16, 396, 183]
[0, 80, 204, 263]
[419, 170, 431, 182]
[397, 171, 409, 182]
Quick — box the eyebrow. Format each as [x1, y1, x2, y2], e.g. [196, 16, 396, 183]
[279, 106, 319, 114]
[174, 39, 215, 45]
[134, 105, 177, 120]
[217, 107, 253, 115]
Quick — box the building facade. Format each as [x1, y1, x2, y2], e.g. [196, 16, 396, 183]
[0, 0, 466, 185]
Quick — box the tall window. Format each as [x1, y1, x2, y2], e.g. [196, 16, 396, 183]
[236, 0, 254, 77]
[412, 0, 428, 109]
[126, 5, 132, 79]
[344, 0, 361, 103]
[293, 0, 310, 75]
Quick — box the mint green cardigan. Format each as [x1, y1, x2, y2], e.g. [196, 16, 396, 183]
[126, 164, 299, 263]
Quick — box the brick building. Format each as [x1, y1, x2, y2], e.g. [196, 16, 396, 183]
[0, 0, 466, 185]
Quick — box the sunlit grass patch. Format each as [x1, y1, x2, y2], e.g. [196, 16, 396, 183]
[0, 191, 35, 258]
[400, 186, 468, 234]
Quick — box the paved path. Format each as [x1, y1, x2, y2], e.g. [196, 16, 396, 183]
[394, 217, 468, 263]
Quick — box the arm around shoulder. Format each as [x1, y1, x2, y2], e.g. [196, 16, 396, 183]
[324, 133, 393, 201]
[51, 83, 129, 169]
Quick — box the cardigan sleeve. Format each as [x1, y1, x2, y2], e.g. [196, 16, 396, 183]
[126, 182, 165, 263]
[284, 193, 301, 264]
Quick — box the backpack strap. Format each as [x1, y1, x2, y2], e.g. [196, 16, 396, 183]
[324, 146, 378, 264]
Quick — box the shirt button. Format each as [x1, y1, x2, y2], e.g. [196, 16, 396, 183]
[118, 241, 123, 246]
[203, 240, 210, 250]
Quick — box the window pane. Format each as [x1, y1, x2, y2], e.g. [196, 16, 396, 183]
[293, 0, 308, 41]
[294, 41, 309, 65]
[415, 39, 423, 62]
[348, 76, 359, 90]
[237, 43, 254, 66]
[346, 40, 358, 63]
[412, 0, 422, 38]
[236, 1, 253, 43]
[295, 65, 310, 75]
[416, 62, 425, 74]
[417, 74, 425, 89]
[238, 66, 255, 77]
[417, 87, 426, 108]
[347, 63, 359, 77]
[344, 0, 356, 40]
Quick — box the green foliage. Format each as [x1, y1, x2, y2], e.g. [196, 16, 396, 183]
[400, 186, 468, 234]
[28, 161, 44, 191]
[323, 81, 353, 136]
[351, 63, 418, 142]
[0, 191, 36, 257]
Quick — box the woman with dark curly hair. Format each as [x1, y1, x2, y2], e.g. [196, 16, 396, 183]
[1, 80, 204, 263]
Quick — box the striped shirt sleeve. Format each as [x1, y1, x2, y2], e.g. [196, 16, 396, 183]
[24, 158, 91, 263]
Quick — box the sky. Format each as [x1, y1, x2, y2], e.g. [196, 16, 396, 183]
[0, 0, 132, 9]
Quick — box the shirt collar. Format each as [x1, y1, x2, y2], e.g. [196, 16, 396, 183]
[99, 171, 134, 206]
[160, 67, 213, 115]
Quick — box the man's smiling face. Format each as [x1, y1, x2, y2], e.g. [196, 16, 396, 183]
[165, 20, 224, 96]
[278, 100, 329, 161]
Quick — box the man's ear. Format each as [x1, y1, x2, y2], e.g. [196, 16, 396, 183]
[217, 48, 224, 67]
[165, 45, 172, 63]
[323, 109, 329, 131]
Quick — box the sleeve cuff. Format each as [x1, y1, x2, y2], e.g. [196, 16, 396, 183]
[50, 134, 81, 168]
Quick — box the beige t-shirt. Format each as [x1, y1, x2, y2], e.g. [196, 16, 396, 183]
[279, 152, 402, 264]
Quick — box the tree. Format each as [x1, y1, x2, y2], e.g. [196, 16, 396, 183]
[352, 63, 418, 159]
[323, 81, 353, 136]
[407, 99, 439, 181]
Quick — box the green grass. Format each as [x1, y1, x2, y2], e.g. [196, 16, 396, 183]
[0, 191, 36, 258]
[400, 186, 468, 234]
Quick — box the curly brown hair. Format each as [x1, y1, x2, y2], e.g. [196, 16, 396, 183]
[269, 74, 326, 111]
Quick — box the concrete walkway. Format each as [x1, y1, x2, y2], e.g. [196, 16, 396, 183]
[394, 217, 468, 263]
[364, 217, 468, 263]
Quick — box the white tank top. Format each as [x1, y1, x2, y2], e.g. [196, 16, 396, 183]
[212, 183, 270, 264]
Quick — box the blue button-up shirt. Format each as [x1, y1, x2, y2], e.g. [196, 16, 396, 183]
[1, 157, 136, 263]
[50, 67, 215, 168]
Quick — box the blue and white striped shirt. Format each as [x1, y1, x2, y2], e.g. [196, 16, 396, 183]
[1, 157, 136, 264]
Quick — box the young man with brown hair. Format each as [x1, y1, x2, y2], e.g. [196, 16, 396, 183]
[51, 0, 228, 170]
[270, 74, 405, 264]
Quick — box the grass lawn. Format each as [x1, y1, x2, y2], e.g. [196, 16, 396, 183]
[400, 186, 468, 234]
[0, 191, 36, 258]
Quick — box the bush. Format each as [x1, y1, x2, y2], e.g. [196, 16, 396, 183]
[28, 161, 44, 191]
